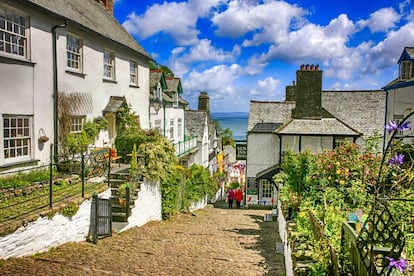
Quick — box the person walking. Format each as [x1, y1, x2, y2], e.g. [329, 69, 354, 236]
[227, 188, 235, 209]
[235, 188, 243, 209]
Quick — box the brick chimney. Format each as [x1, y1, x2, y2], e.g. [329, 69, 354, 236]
[96, 0, 114, 15]
[292, 64, 322, 119]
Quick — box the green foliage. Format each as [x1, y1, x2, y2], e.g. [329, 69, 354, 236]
[150, 60, 175, 77]
[61, 202, 79, 218]
[66, 130, 89, 154]
[161, 166, 181, 218]
[212, 119, 234, 147]
[184, 164, 215, 203]
[114, 130, 155, 159]
[118, 182, 131, 199]
[0, 168, 54, 189]
[116, 102, 141, 136]
[228, 181, 240, 190]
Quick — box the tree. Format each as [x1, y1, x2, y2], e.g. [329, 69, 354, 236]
[149, 60, 174, 77]
[212, 119, 234, 147]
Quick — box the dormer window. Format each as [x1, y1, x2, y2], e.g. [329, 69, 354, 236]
[400, 60, 413, 80]
[156, 85, 162, 100]
[173, 92, 179, 108]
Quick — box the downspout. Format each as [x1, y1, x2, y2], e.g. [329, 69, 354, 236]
[163, 103, 166, 137]
[52, 21, 67, 162]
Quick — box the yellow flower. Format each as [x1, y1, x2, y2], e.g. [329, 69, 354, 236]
[339, 180, 345, 185]
[344, 168, 349, 173]
[328, 176, 332, 180]
[336, 169, 341, 175]
[336, 162, 340, 166]
[299, 212, 306, 218]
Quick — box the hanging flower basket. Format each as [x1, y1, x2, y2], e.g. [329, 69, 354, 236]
[38, 128, 49, 143]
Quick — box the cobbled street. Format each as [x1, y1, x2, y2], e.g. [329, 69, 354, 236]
[0, 200, 285, 276]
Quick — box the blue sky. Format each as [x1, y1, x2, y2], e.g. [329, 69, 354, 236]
[114, 0, 414, 112]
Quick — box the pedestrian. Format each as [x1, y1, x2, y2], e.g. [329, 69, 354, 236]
[227, 188, 235, 209]
[235, 187, 243, 209]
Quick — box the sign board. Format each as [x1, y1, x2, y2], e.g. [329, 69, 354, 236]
[236, 142, 247, 160]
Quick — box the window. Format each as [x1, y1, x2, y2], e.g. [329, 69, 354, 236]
[155, 119, 161, 133]
[173, 93, 179, 107]
[130, 60, 138, 86]
[169, 119, 174, 140]
[394, 115, 405, 137]
[261, 179, 272, 198]
[3, 115, 31, 159]
[103, 50, 115, 80]
[400, 60, 413, 80]
[155, 85, 162, 100]
[177, 118, 182, 140]
[0, 7, 27, 57]
[66, 34, 82, 71]
[70, 116, 85, 133]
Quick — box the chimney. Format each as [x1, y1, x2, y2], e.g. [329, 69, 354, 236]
[292, 64, 323, 119]
[198, 91, 210, 112]
[96, 0, 114, 15]
[285, 81, 296, 102]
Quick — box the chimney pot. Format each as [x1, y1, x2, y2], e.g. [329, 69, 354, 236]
[305, 64, 309, 70]
[315, 64, 319, 70]
[300, 64, 304, 71]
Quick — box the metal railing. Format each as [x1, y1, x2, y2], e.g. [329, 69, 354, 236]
[173, 136, 197, 157]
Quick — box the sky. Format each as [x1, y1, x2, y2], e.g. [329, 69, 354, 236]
[113, 0, 414, 112]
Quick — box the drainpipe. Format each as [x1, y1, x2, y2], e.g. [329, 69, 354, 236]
[52, 21, 67, 162]
[163, 102, 166, 137]
[383, 89, 389, 152]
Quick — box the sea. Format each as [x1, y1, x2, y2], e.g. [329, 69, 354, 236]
[211, 112, 248, 141]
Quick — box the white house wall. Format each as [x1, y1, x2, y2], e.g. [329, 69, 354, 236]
[246, 133, 279, 178]
[164, 106, 185, 143]
[56, 28, 150, 128]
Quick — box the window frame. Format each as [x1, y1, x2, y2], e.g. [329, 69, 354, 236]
[70, 115, 86, 133]
[177, 118, 182, 140]
[66, 33, 83, 72]
[169, 119, 174, 140]
[400, 60, 413, 80]
[103, 49, 115, 80]
[129, 60, 138, 86]
[3, 115, 32, 161]
[261, 179, 272, 198]
[0, 6, 29, 59]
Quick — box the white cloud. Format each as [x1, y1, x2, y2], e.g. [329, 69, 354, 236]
[212, 0, 307, 46]
[250, 77, 282, 100]
[167, 39, 241, 77]
[258, 14, 355, 64]
[357, 8, 401, 33]
[122, 0, 225, 46]
[122, 2, 199, 45]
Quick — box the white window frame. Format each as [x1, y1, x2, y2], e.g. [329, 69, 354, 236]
[169, 119, 174, 140]
[177, 118, 182, 140]
[103, 49, 115, 80]
[173, 93, 179, 108]
[3, 115, 32, 161]
[0, 6, 28, 58]
[261, 179, 272, 198]
[66, 33, 83, 72]
[70, 116, 85, 133]
[129, 60, 138, 86]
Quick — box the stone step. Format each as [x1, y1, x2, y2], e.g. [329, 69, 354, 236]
[112, 212, 128, 222]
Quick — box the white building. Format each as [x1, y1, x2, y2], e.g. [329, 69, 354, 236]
[0, 0, 151, 170]
[382, 47, 414, 147]
[246, 64, 386, 205]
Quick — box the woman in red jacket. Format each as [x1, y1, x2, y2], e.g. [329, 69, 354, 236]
[234, 188, 243, 209]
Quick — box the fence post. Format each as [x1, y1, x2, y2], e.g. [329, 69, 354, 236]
[126, 184, 130, 218]
[81, 152, 85, 198]
[92, 192, 98, 244]
[49, 143, 53, 208]
[107, 148, 111, 187]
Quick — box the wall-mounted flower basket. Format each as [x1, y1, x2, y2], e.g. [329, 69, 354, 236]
[38, 128, 49, 143]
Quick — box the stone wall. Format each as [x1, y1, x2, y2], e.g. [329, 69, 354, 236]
[0, 180, 163, 259]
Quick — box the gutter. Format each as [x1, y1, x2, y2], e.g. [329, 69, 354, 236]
[52, 21, 67, 161]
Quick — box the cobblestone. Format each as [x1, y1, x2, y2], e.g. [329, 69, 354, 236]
[0, 200, 285, 276]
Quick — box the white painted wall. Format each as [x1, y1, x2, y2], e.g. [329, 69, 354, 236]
[164, 106, 185, 143]
[246, 133, 280, 179]
[0, 1, 150, 168]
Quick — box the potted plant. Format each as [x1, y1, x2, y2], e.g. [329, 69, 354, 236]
[118, 182, 130, 206]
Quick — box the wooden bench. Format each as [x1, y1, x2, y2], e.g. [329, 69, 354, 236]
[104, 152, 122, 167]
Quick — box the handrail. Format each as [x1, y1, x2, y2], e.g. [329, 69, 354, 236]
[173, 136, 198, 157]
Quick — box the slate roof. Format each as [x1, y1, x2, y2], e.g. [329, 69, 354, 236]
[247, 101, 295, 132]
[165, 78, 183, 94]
[249, 123, 282, 133]
[186, 111, 208, 141]
[276, 118, 360, 136]
[103, 96, 126, 114]
[150, 70, 166, 89]
[23, 0, 150, 59]
[248, 90, 385, 138]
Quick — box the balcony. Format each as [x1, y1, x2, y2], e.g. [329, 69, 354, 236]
[173, 136, 198, 157]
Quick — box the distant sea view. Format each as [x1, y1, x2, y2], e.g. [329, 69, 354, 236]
[211, 112, 248, 141]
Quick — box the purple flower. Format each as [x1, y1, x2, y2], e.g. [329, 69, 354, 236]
[399, 121, 410, 131]
[386, 257, 407, 273]
[385, 121, 399, 134]
[388, 153, 404, 169]
[384, 120, 411, 134]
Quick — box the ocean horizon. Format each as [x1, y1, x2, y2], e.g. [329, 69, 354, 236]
[211, 112, 248, 141]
